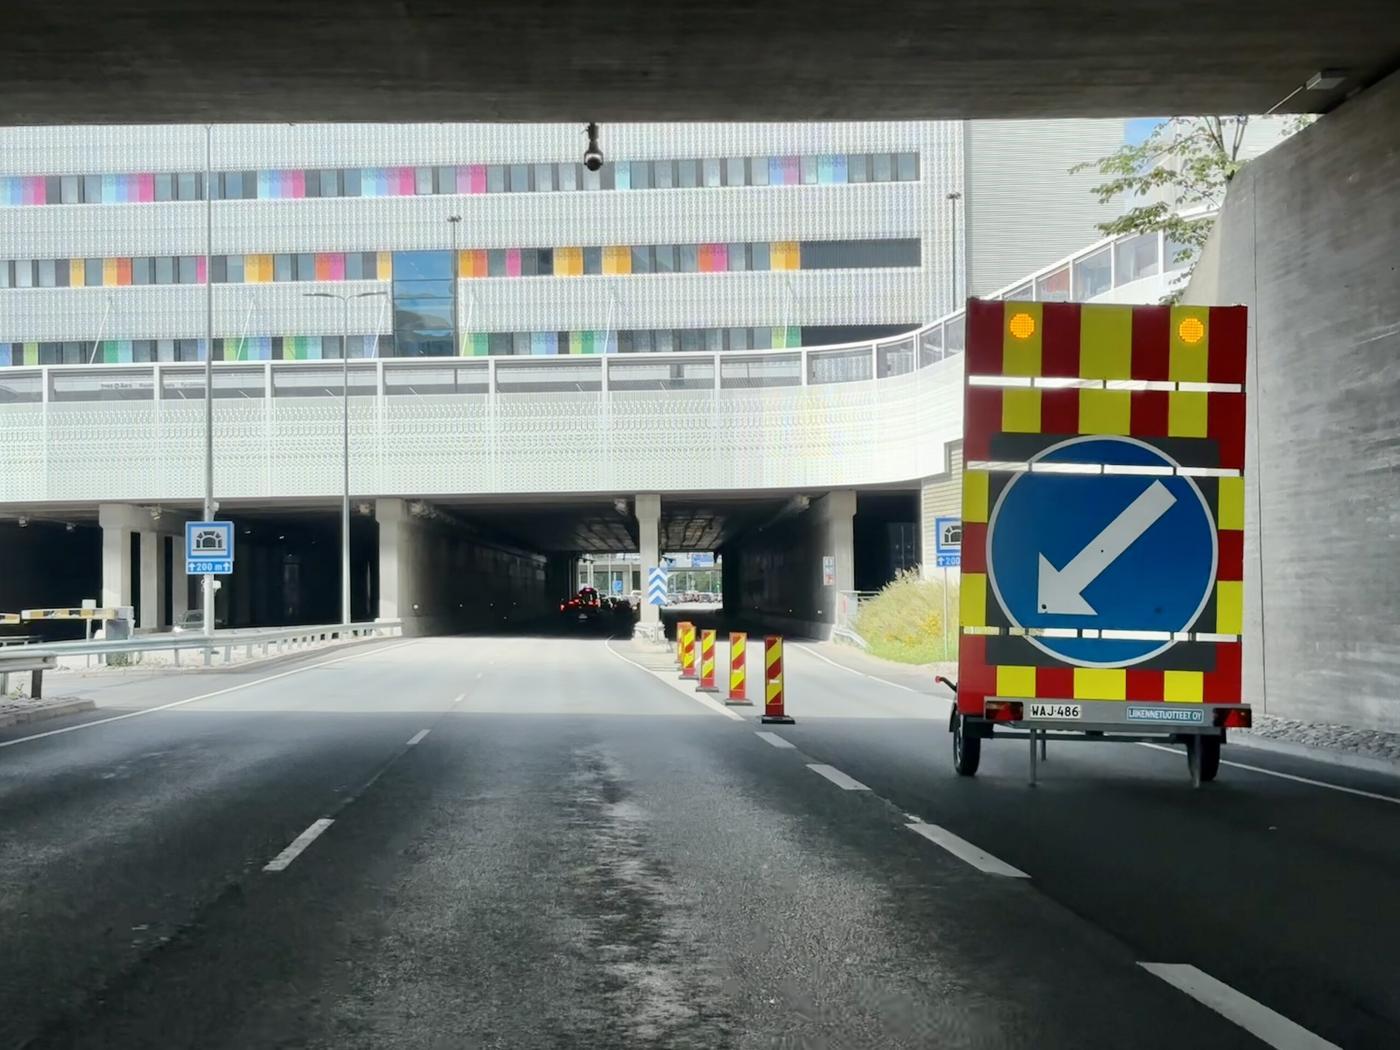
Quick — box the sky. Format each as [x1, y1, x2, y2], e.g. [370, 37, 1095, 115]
[1125, 118, 1164, 145]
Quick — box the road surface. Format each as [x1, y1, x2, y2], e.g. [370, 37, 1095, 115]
[1, 634, 1394, 1048]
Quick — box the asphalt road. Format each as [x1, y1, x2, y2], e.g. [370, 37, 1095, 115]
[0, 633, 1393, 1048]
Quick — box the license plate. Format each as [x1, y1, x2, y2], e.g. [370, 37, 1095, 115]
[1028, 702, 1081, 720]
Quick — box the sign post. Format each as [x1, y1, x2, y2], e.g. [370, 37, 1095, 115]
[934, 516, 961, 659]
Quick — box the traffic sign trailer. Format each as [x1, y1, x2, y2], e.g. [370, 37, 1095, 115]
[950, 299, 1249, 787]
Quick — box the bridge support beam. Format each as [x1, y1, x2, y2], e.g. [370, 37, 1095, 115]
[98, 504, 143, 613]
[634, 494, 661, 639]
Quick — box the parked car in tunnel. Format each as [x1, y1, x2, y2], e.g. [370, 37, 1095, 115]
[559, 586, 604, 624]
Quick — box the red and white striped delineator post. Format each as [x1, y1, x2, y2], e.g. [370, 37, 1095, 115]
[726, 631, 752, 706]
[695, 628, 720, 693]
[679, 622, 697, 679]
[761, 635, 794, 724]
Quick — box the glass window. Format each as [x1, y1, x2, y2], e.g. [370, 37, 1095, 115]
[630, 330, 652, 354]
[702, 159, 722, 187]
[344, 252, 364, 280]
[36, 259, 57, 287]
[156, 339, 176, 362]
[80, 174, 100, 203]
[848, 154, 869, 183]
[179, 256, 199, 284]
[512, 332, 531, 356]
[1035, 265, 1071, 301]
[150, 174, 172, 202]
[583, 164, 601, 191]
[749, 156, 769, 186]
[218, 172, 237, 200]
[801, 157, 819, 184]
[680, 329, 703, 352]
[132, 340, 154, 363]
[509, 164, 530, 192]
[583, 246, 602, 275]
[653, 160, 674, 189]
[0, 261, 10, 288]
[797, 238, 919, 269]
[537, 247, 553, 274]
[729, 327, 749, 351]
[1165, 236, 1194, 272]
[210, 256, 227, 283]
[677, 159, 698, 189]
[59, 175, 81, 203]
[751, 242, 771, 270]
[654, 245, 675, 274]
[1114, 233, 1161, 284]
[488, 332, 512, 356]
[558, 163, 578, 192]
[872, 153, 893, 182]
[226, 254, 244, 283]
[487, 249, 506, 277]
[533, 163, 554, 192]
[341, 168, 360, 196]
[303, 170, 321, 198]
[896, 152, 919, 181]
[631, 245, 653, 273]
[130, 257, 151, 286]
[394, 251, 452, 280]
[630, 161, 651, 190]
[614, 163, 631, 190]
[152, 257, 174, 284]
[750, 327, 772, 349]
[678, 244, 698, 272]
[518, 248, 537, 277]
[655, 329, 675, 352]
[415, 167, 434, 195]
[728, 243, 748, 271]
[1072, 246, 1111, 298]
[486, 165, 507, 193]
[725, 158, 746, 186]
[705, 329, 724, 352]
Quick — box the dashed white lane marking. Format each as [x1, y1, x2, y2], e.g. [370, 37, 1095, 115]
[906, 822, 1030, 878]
[0, 640, 420, 750]
[807, 763, 870, 790]
[1137, 742, 1400, 806]
[1138, 963, 1341, 1049]
[406, 729, 430, 746]
[604, 642, 745, 721]
[791, 643, 951, 705]
[755, 731, 796, 749]
[263, 818, 335, 872]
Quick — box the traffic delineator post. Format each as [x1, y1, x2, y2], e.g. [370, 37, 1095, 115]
[679, 622, 697, 679]
[675, 620, 692, 667]
[761, 635, 794, 724]
[726, 631, 752, 705]
[695, 628, 720, 693]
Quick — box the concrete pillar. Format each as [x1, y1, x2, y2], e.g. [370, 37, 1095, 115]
[635, 494, 661, 637]
[816, 490, 857, 621]
[98, 504, 143, 611]
[376, 498, 406, 624]
[139, 530, 159, 628]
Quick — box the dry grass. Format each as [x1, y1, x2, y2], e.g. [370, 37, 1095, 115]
[853, 569, 959, 664]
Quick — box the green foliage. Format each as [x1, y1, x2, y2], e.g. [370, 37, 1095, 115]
[853, 569, 959, 664]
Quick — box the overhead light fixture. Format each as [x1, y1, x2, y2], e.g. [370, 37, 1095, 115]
[1306, 69, 1348, 91]
[613, 498, 629, 516]
[65, 522, 76, 533]
[17, 516, 28, 528]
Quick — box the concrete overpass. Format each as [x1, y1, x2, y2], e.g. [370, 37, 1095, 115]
[3, 1, 1396, 123]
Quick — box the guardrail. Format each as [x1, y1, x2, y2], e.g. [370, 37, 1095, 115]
[0, 619, 403, 677]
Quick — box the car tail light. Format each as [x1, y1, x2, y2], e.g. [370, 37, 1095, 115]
[1214, 707, 1252, 728]
[984, 699, 1023, 722]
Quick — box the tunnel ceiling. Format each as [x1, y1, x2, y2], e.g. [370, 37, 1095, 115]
[5, 1, 1396, 125]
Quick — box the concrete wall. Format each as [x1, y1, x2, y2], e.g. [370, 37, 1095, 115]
[1183, 70, 1400, 730]
[376, 499, 552, 636]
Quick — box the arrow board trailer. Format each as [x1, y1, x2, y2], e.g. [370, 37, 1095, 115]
[950, 299, 1249, 786]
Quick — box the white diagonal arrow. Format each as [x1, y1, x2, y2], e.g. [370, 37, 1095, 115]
[1037, 480, 1177, 616]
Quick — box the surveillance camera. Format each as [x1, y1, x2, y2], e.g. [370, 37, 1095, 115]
[583, 122, 603, 172]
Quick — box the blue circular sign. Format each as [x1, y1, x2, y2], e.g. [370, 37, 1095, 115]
[986, 436, 1217, 667]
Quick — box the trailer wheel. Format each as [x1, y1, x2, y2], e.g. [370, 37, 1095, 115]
[1185, 735, 1221, 785]
[953, 714, 981, 776]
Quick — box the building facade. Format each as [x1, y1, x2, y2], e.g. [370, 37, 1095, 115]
[0, 121, 1122, 367]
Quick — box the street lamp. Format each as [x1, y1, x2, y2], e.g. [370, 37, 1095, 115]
[446, 215, 462, 351]
[303, 289, 387, 624]
[946, 190, 963, 311]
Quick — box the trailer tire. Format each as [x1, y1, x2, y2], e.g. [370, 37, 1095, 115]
[953, 714, 981, 776]
[1185, 735, 1221, 785]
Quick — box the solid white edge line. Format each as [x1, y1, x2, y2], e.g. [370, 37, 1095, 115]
[790, 642, 948, 702]
[263, 818, 335, 873]
[0, 639, 420, 750]
[604, 641, 745, 721]
[906, 822, 1030, 878]
[406, 729, 430, 746]
[755, 730, 796, 749]
[806, 763, 870, 790]
[1137, 743, 1400, 806]
[1138, 963, 1341, 1050]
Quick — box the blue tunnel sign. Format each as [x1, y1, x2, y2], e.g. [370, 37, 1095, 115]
[986, 436, 1217, 667]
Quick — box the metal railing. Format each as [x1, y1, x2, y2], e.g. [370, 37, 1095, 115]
[0, 618, 403, 676]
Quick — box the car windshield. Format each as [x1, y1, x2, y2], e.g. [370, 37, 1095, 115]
[0, 26, 1373, 1050]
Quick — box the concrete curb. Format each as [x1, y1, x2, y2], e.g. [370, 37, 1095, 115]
[0, 698, 97, 728]
[1230, 732, 1400, 780]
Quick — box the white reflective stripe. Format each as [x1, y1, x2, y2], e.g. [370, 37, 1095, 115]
[1030, 461, 1101, 474]
[263, 818, 334, 872]
[907, 822, 1029, 877]
[1138, 964, 1341, 1049]
[967, 374, 1033, 387]
[1102, 463, 1175, 476]
[1178, 466, 1242, 477]
[1177, 381, 1244, 393]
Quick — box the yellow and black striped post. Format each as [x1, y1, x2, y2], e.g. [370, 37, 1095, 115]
[695, 628, 719, 693]
[726, 632, 752, 706]
[678, 622, 697, 679]
[761, 635, 794, 724]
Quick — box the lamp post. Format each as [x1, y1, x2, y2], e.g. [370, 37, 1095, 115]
[303, 289, 387, 624]
[446, 215, 462, 352]
[203, 125, 216, 640]
[946, 190, 963, 311]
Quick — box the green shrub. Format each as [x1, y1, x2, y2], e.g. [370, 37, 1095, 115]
[852, 569, 959, 664]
